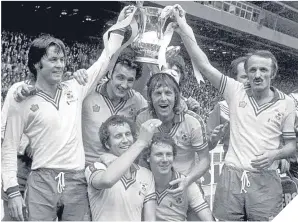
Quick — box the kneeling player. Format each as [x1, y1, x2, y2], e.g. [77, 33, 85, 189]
[142, 132, 215, 221]
[85, 115, 161, 221]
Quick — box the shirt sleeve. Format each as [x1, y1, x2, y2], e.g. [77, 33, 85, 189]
[144, 171, 156, 203]
[188, 111, 208, 151]
[85, 161, 107, 186]
[282, 98, 296, 141]
[187, 182, 209, 213]
[78, 33, 124, 99]
[1, 101, 24, 193]
[1, 81, 25, 139]
[218, 75, 244, 106]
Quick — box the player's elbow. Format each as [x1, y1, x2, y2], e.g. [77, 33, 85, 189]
[92, 176, 115, 189]
[201, 154, 211, 172]
[205, 155, 211, 168]
[285, 139, 297, 158]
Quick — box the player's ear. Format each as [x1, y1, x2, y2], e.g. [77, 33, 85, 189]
[107, 70, 112, 79]
[105, 142, 111, 151]
[271, 70, 277, 79]
[34, 62, 42, 71]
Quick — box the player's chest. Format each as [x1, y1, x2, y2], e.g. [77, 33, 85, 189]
[25, 91, 79, 125]
[113, 176, 149, 202]
[84, 96, 138, 118]
[231, 99, 286, 130]
[157, 191, 188, 212]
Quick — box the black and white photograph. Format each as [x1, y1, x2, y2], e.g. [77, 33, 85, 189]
[1, 1, 298, 221]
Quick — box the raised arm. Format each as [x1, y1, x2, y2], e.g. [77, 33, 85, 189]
[172, 5, 224, 89]
[79, 5, 135, 98]
[85, 119, 161, 189]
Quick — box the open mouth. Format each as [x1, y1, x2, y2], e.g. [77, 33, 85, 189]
[159, 104, 169, 109]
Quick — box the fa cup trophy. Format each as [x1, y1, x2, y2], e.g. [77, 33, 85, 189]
[103, 2, 204, 83]
[130, 1, 176, 67]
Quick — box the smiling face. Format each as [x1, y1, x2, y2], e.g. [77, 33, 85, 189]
[108, 63, 136, 99]
[149, 142, 174, 175]
[106, 123, 134, 157]
[151, 85, 176, 119]
[246, 55, 273, 93]
[37, 45, 65, 84]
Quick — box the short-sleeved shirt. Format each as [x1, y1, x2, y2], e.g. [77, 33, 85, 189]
[219, 75, 296, 171]
[82, 82, 147, 165]
[1, 33, 124, 191]
[156, 169, 209, 221]
[136, 109, 208, 175]
[85, 155, 155, 221]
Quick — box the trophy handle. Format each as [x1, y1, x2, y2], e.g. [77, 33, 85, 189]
[158, 6, 174, 39]
[135, 1, 146, 35]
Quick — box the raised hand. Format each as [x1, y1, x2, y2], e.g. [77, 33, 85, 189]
[138, 119, 162, 147]
[117, 5, 135, 23]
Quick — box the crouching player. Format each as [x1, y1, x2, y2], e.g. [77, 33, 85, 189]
[142, 132, 215, 221]
[85, 115, 161, 221]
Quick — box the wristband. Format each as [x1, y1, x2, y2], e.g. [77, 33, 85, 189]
[112, 29, 125, 36]
[6, 185, 21, 199]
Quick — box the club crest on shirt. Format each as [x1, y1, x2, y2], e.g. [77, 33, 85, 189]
[30, 104, 39, 112]
[139, 182, 148, 196]
[65, 90, 77, 104]
[129, 107, 136, 117]
[274, 111, 283, 121]
[239, 101, 247, 108]
[175, 196, 183, 204]
[268, 110, 284, 126]
[93, 104, 100, 112]
[170, 197, 183, 207]
[179, 131, 191, 144]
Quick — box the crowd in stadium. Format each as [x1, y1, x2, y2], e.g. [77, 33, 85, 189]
[2, 30, 297, 122]
[1, 3, 298, 222]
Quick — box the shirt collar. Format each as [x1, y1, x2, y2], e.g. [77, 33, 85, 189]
[150, 109, 185, 124]
[96, 81, 134, 101]
[246, 86, 284, 102]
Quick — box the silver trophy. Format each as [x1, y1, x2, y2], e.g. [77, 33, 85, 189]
[103, 2, 204, 83]
[131, 1, 176, 66]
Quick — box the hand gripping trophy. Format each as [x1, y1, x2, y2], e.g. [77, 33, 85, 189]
[104, 2, 204, 83]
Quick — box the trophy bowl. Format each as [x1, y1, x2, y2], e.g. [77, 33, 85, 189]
[131, 6, 164, 64]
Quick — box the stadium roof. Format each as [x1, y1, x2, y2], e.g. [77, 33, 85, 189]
[2, 1, 298, 74]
